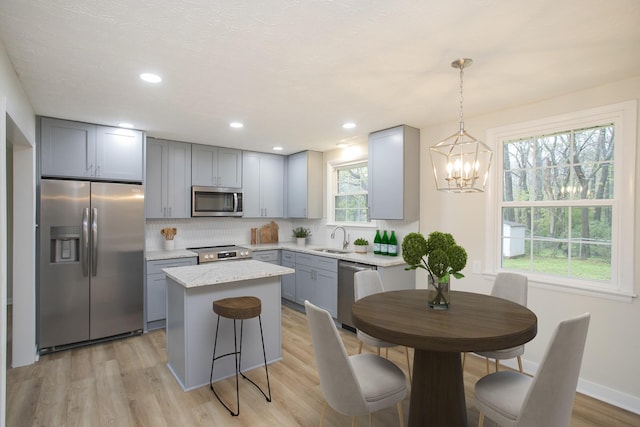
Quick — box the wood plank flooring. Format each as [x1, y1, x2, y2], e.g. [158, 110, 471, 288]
[6, 304, 640, 426]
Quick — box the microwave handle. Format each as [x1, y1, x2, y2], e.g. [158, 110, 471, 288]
[233, 193, 238, 212]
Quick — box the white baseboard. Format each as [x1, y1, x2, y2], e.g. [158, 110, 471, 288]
[487, 355, 640, 415]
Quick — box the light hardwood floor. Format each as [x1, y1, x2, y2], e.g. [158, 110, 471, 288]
[7, 304, 640, 426]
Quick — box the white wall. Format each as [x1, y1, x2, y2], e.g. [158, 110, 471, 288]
[0, 39, 37, 427]
[419, 76, 640, 413]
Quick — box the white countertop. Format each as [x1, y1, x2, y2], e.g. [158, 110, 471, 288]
[247, 242, 407, 268]
[145, 249, 198, 261]
[163, 259, 295, 288]
[146, 242, 407, 268]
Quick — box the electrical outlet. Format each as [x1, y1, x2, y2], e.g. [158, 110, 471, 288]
[472, 260, 481, 274]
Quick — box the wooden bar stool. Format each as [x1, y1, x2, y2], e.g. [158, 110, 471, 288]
[209, 296, 272, 416]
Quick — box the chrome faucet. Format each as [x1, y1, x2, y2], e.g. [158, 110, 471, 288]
[331, 226, 349, 250]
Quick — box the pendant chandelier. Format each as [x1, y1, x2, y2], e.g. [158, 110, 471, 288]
[430, 58, 493, 193]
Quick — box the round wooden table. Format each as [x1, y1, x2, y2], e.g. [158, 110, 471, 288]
[351, 290, 537, 427]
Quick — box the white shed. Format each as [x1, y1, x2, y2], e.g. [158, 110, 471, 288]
[503, 221, 526, 258]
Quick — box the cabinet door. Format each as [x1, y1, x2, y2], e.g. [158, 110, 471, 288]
[260, 153, 284, 217]
[40, 117, 96, 179]
[313, 268, 338, 318]
[145, 257, 196, 327]
[242, 152, 262, 217]
[166, 141, 192, 218]
[295, 264, 314, 306]
[96, 126, 143, 182]
[287, 152, 307, 217]
[368, 128, 404, 219]
[191, 144, 218, 186]
[281, 260, 296, 301]
[217, 147, 243, 188]
[145, 139, 169, 218]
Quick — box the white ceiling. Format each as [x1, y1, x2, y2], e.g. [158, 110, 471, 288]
[1, 0, 639, 155]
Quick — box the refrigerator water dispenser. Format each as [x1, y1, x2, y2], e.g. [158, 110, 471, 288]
[50, 226, 80, 263]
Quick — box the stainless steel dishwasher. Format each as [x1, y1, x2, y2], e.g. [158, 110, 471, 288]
[338, 260, 376, 330]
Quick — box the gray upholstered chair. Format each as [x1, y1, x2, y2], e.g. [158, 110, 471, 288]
[304, 300, 407, 427]
[475, 312, 590, 427]
[468, 272, 528, 373]
[354, 270, 412, 378]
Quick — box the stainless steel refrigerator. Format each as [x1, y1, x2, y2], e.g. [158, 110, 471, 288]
[38, 179, 144, 351]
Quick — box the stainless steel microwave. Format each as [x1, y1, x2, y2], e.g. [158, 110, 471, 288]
[191, 186, 243, 217]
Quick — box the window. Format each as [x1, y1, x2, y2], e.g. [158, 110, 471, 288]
[333, 162, 369, 223]
[486, 101, 636, 299]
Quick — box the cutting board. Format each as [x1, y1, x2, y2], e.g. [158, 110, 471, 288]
[260, 221, 279, 244]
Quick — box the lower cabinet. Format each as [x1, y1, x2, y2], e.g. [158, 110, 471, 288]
[281, 250, 296, 302]
[145, 257, 197, 330]
[252, 249, 280, 265]
[293, 252, 338, 318]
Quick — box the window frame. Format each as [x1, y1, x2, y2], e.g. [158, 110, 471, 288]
[485, 100, 637, 301]
[328, 159, 373, 226]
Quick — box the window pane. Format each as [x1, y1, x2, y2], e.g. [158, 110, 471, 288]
[532, 207, 568, 239]
[532, 240, 569, 276]
[334, 162, 368, 224]
[570, 243, 611, 281]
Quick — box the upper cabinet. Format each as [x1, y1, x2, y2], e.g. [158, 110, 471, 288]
[368, 125, 420, 220]
[243, 151, 285, 218]
[40, 117, 143, 182]
[287, 150, 323, 219]
[145, 138, 192, 218]
[191, 144, 242, 188]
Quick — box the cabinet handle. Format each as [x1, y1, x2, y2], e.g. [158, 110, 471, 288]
[168, 207, 172, 217]
[96, 164, 101, 177]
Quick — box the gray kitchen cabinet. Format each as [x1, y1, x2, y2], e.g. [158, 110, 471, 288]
[243, 151, 284, 218]
[280, 250, 296, 302]
[368, 124, 420, 220]
[145, 138, 192, 218]
[294, 252, 337, 317]
[145, 256, 197, 330]
[40, 117, 143, 182]
[286, 150, 323, 218]
[192, 144, 242, 188]
[252, 249, 280, 265]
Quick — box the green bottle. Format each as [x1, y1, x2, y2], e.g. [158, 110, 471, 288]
[381, 230, 389, 255]
[388, 231, 398, 256]
[373, 230, 381, 254]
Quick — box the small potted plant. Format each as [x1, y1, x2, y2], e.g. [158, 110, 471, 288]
[292, 227, 312, 246]
[353, 238, 369, 254]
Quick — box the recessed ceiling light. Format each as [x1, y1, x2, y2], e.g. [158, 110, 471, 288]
[230, 122, 244, 128]
[118, 122, 134, 129]
[272, 146, 283, 151]
[140, 73, 162, 83]
[342, 122, 356, 129]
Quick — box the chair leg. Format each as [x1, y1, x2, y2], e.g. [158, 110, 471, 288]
[385, 347, 389, 358]
[319, 401, 327, 427]
[495, 359, 499, 372]
[238, 316, 272, 403]
[210, 316, 241, 416]
[351, 416, 358, 427]
[369, 412, 373, 426]
[397, 401, 405, 427]
[462, 352, 466, 370]
[478, 412, 485, 427]
[404, 347, 412, 379]
[358, 341, 363, 354]
[517, 355, 523, 373]
[485, 357, 490, 373]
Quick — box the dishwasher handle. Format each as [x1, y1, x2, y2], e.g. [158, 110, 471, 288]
[339, 262, 375, 272]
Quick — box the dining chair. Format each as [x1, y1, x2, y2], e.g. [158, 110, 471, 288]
[304, 300, 407, 427]
[354, 270, 412, 378]
[474, 312, 590, 427]
[464, 272, 528, 373]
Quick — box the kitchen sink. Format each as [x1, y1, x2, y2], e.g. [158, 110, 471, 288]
[311, 248, 351, 254]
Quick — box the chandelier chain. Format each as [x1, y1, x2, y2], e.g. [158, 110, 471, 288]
[459, 65, 465, 127]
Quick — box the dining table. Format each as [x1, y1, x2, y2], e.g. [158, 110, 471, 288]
[351, 289, 537, 427]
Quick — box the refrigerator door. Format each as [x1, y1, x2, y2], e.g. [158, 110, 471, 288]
[39, 179, 91, 348]
[89, 182, 144, 339]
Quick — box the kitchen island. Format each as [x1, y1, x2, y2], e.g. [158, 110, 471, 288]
[163, 260, 295, 391]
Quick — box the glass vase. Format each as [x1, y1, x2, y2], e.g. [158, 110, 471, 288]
[427, 275, 450, 310]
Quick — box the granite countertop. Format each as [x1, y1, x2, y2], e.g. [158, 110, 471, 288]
[145, 242, 407, 268]
[146, 249, 198, 261]
[163, 259, 295, 289]
[247, 242, 407, 268]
